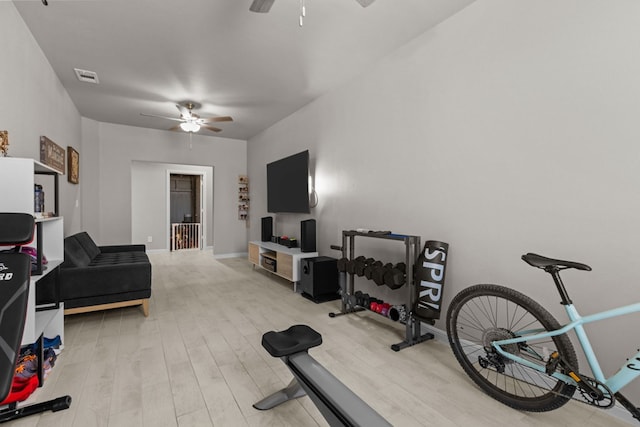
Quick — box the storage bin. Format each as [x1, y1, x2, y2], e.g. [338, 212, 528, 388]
[261, 257, 276, 272]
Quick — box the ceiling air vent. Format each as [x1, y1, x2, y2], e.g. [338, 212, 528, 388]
[74, 68, 99, 84]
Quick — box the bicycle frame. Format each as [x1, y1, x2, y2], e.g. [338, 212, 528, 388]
[492, 301, 640, 394]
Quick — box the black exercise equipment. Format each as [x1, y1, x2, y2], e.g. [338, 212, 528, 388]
[346, 256, 365, 275]
[413, 241, 449, 321]
[354, 257, 375, 277]
[383, 262, 406, 290]
[363, 260, 382, 280]
[371, 263, 392, 286]
[253, 325, 391, 427]
[337, 257, 349, 273]
[388, 304, 408, 322]
[362, 293, 372, 308]
[0, 213, 71, 423]
[330, 230, 439, 352]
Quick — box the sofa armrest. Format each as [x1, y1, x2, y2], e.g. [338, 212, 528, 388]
[99, 244, 146, 253]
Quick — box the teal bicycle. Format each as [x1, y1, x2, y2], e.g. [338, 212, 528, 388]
[446, 253, 640, 421]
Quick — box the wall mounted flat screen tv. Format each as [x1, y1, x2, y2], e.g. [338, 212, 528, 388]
[267, 150, 310, 213]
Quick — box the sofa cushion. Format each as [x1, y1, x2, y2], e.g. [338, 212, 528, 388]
[74, 232, 101, 260]
[63, 236, 91, 267]
[90, 251, 149, 267]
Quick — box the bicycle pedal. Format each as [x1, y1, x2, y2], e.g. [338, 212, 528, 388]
[545, 351, 560, 375]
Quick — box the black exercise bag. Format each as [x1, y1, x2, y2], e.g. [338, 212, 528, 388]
[413, 240, 449, 320]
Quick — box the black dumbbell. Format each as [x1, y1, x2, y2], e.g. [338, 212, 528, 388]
[372, 263, 393, 286]
[346, 256, 365, 275]
[337, 257, 349, 273]
[354, 291, 364, 307]
[354, 257, 375, 277]
[345, 292, 357, 309]
[345, 293, 356, 308]
[362, 293, 371, 308]
[364, 260, 383, 280]
[384, 262, 406, 289]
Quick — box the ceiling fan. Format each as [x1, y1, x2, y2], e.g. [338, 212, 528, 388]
[141, 102, 232, 133]
[249, 0, 376, 13]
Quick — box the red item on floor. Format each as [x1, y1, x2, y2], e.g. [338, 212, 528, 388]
[0, 375, 39, 405]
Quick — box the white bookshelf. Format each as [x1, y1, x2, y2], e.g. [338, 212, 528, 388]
[0, 157, 65, 346]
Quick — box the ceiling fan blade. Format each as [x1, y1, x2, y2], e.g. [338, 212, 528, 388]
[176, 103, 193, 119]
[355, 0, 375, 7]
[201, 116, 233, 123]
[250, 0, 275, 13]
[202, 125, 222, 133]
[141, 113, 184, 122]
[169, 125, 182, 131]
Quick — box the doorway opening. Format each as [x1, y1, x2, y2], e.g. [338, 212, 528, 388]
[170, 173, 202, 251]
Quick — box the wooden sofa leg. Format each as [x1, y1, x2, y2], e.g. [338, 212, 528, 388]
[64, 299, 150, 317]
[142, 299, 149, 317]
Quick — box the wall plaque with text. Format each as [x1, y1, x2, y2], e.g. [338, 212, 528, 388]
[40, 136, 65, 174]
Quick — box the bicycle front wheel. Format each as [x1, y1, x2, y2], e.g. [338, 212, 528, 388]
[446, 284, 577, 412]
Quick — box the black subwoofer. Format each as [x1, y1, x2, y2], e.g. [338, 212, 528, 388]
[299, 256, 339, 303]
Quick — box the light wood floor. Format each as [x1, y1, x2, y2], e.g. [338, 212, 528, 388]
[9, 251, 634, 426]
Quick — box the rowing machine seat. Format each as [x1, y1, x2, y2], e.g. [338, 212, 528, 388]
[261, 325, 322, 357]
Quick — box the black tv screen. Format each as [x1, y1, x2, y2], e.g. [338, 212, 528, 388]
[267, 150, 310, 213]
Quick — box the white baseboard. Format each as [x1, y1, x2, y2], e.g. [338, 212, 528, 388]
[214, 252, 248, 259]
[421, 322, 448, 343]
[146, 248, 169, 254]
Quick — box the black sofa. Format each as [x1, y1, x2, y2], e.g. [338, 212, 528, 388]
[51, 232, 152, 316]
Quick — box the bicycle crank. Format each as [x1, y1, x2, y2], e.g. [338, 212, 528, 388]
[546, 351, 614, 408]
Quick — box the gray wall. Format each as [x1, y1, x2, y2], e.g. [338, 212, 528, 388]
[0, 2, 82, 236]
[81, 120, 247, 255]
[1, 2, 248, 256]
[248, 0, 640, 402]
[131, 161, 214, 251]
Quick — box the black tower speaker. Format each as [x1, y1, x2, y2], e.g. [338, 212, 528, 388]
[261, 216, 273, 242]
[299, 256, 339, 303]
[300, 219, 316, 253]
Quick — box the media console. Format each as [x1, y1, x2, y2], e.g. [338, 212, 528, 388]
[248, 241, 318, 292]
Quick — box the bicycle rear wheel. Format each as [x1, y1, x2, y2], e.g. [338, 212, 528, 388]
[446, 284, 577, 412]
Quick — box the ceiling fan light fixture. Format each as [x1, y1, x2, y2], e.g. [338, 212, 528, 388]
[180, 122, 200, 133]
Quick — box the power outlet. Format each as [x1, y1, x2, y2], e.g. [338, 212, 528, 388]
[147, 236, 153, 243]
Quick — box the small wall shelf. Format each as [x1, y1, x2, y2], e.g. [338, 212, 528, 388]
[238, 175, 249, 221]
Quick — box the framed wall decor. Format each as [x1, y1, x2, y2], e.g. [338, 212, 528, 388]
[67, 146, 79, 184]
[39, 136, 65, 174]
[0, 130, 8, 157]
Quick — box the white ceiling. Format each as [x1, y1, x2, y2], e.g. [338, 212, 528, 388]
[14, 0, 474, 140]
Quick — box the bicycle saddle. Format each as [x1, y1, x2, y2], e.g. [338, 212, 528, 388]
[522, 253, 591, 272]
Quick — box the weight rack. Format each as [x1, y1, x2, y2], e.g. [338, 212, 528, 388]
[330, 230, 434, 351]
